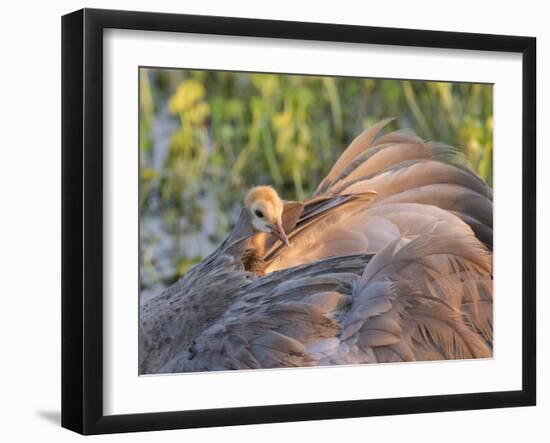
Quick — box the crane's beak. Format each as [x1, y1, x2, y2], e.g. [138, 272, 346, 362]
[269, 221, 290, 246]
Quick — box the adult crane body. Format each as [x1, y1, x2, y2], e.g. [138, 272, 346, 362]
[139, 119, 493, 374]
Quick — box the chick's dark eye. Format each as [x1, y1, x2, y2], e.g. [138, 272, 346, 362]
[254, 209, 264, 218]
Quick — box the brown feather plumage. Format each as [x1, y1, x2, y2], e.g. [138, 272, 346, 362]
[140, 120, 493, 374]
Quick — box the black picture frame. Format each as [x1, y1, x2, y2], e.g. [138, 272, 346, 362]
[61, 8, 537, 435]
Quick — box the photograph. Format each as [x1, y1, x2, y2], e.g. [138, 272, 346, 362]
[138, 68, 494, 375]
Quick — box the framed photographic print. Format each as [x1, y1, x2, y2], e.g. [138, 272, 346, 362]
[61, 8, 536, 435]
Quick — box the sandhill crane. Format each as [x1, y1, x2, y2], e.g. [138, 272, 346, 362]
[139, 118, 493, 374]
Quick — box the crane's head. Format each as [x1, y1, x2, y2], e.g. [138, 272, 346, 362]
[244, 186, 289, 246]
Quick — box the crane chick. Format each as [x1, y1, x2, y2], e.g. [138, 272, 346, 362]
[241, 186, 291, 274]
[244, 186, 289, 246]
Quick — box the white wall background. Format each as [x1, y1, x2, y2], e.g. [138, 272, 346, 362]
[0, 0, 546, 441]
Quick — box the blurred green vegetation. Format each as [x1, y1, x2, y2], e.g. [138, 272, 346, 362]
[139, 68, 492, 298]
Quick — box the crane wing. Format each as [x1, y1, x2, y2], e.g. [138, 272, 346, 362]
[159, 213, 491, 372]
[158, 254, 370, 372]
[332, 218, 492, 365]
[264, 120, 492, 272]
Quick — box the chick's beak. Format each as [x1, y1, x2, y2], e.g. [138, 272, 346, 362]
[269, 221, 290, 246]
